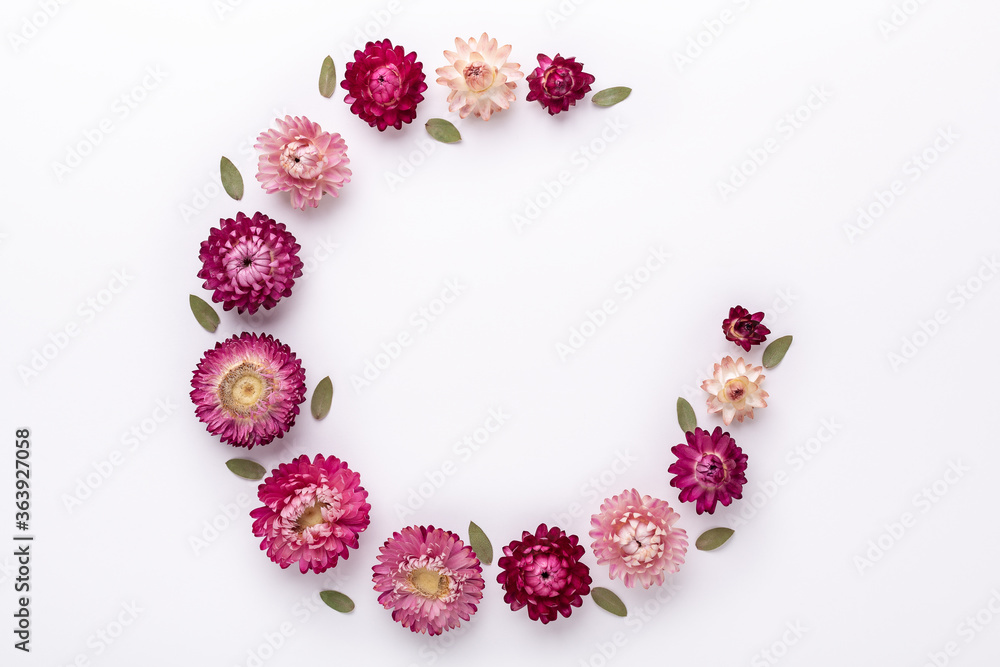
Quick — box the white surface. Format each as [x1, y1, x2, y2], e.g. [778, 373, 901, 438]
[3, 0, 1000, 665]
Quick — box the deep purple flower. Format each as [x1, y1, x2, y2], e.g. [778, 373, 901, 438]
[525, 53, 595, 115]
[497, 524, 591, 623]
[198, 212, 303, 315]
[723, 305, 770, 352]
[668, 427, 748, 515]
[342, 39, 427, 131]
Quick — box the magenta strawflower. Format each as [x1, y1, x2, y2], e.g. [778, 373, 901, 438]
[723, 306, 770, 351]
[497, 524, 591, 623]
[589, 489, 688, 589]
[525, 53, 595, 115]
[251, 454, 370, 573]
[668, 427, 748, 515]
[190, 332, 306, 448]
[255, 115, 351, 210]
[342, 39, 427, 131]
[197, 212, 303, 315]
[372, 525, 485, 635]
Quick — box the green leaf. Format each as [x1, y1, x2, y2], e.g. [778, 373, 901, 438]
[220, 156, 243, 200]
[320, 590, 354, 613]
[225, 458, 266, 481]
[311, 376, 333, 420]
[318, 56, 337, 98]
[677, 397, 697, 434]
[189, 294, 220, 333]
[592, 86, 632, 107]
[468, 521, 493, 565]
[591, 587, 627, 617]
[425, 118, 462, 144]
[696, 527, 735, 551]
[762, 335, 793, 369]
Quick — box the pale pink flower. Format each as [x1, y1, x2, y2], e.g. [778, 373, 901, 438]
[590, 490, 688, 588]
[702, 356, 768, 425]
[435, 33, 523, 120]
[255, 115, 351, 210]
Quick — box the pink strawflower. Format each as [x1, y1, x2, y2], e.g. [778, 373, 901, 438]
[589, 489, 688, 589]
[255, 115, 351, 210]
[435, 33, 523, 120]
[197, 212, 303, 315]
[668, 427, 748, 515]
[497, 524, 591, 623]
[702, 356, 769, 425]
[190, 333, 306, 448]
[342, 39, 427, 131]
[525, 53, 595, 115]
[251, 454, 370, 573]
[372, 525, 485, 635]
[723, 305, 770, 352]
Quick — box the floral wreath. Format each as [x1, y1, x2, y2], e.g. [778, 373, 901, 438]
[188, 33, 794, 633]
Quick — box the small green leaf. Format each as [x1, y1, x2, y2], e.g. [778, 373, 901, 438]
[468, 521, 493, 565]
[318, 56, 337, 98]
[591, 587, 627, 617]
[225, 458, 266, 481]
[762, 335, 793, 369]
[696, 527, 735, 551]
[189, 294, 220, 333]
[592, 86, 632, 107]
[425, 118, 462, 144]
[220, 156, 243, 200]
[320, 590, 354, 613]
[677, 397, 697, 434]
[311, 376, 333, 420]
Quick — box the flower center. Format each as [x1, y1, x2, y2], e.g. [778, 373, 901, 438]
[723, 377, 748, 403]
[368, 65, 402, 104]
[297, 501, 327, 529]
[409, 567, 451, 599]
[542, 66, 575, 98]
[279, 139, 323, 180]
[696, 453, 727, 486]
[463, 61, 496, 93]
[730, 319, 755, 337]
[616, 517, 665, 566]
[218, 362, 271, 415]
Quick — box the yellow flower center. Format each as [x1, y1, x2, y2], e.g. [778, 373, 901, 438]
[297, 502, 327, 529]
[463, 61, 496, 93]
[409, 567, 451, 599]
[219, 362, 271, 415]
[722, 377, 748, 404]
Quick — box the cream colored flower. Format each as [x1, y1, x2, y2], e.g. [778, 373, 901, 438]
[435, 33, 523, 120]
[701, 356, 768, 425]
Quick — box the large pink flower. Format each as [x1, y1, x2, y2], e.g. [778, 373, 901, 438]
[435, 33, 523, 120]
[589, 489, 688, 589]
[198, 211, 303, 315]
[497, 524, 591, 623]
[668, 427, 748, 515]
[255, 116, 351, 210]
[251, 454, 370, 573]
[372, 525, 485, 635]
[702, 356, 769, 425]
[342, 39, 427, 131]
[525, 53, 595, 115]
[190, 332, 306, 448]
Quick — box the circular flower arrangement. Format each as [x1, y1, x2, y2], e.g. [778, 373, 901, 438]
[189, 32, 797, 641]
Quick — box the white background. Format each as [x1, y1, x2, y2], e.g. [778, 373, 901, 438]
[3, 0, 1000, 665]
